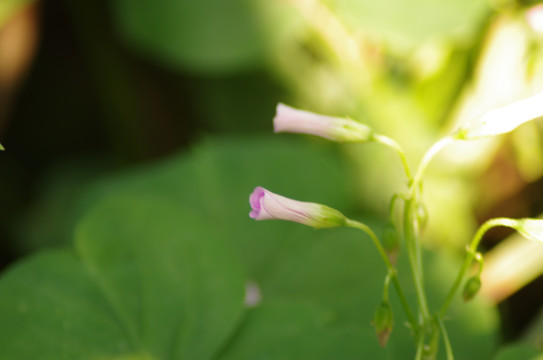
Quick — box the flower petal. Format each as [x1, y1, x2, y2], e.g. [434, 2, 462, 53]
[248, 186, 346, 228]
[274, 103, 372, 142]
[457, 92, 543, 139]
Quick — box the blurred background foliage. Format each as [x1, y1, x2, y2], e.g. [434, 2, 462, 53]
[1, 0, 543, 358]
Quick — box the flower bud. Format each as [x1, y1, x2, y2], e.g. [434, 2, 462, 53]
[373, 300, 394, 347]
[273, 103, 373, 142]
[249, 187, 346, 229]
[382, 222, 400, 265]
[462, 276, 482, 302]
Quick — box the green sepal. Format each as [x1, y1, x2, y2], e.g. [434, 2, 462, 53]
[382, 222, 400, 265]
[373, 300, 394, 347]
[462, 276, 482, 302]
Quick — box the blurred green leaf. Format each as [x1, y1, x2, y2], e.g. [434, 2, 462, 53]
[3, 136, 499, 358]
[75, 195, 246, 360]
[111, 0, 294, 74]
[258, 226, 499, 359]
[0, 196, 246, 359]
[16, 137, 353, 272]
[492, 344, 543, 360]
[218, 301, 389, 360]
[0, 250, 138, 359]
[326, 0, 489, 49]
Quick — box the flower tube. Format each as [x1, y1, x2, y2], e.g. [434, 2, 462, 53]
[249, 186, 346, 228]
[273, 103, 372, 142]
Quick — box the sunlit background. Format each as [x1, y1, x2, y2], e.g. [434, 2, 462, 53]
[2, 0, 543, 354]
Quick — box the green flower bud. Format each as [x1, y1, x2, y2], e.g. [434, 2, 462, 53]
[373, 300, 394, 347]
[382, 222, 400, 265]
[462, 276, 482, 302]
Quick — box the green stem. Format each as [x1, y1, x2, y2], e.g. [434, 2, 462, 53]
[436, 315, 455, 360]
[439, 218, 518, 316]
[403, 198, 431, 322]
[372, 134, 413, 181]
[415, 332, 425, 360]
[474, 252, 484, 276]
[409, 136, 454, 198]
[396, 136, 455, 357]
[383, 271, 392, 301]
[346, 219, 417, 328]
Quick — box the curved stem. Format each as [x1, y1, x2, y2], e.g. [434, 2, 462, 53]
[372, 134, 413, 182]
[409, 136, 454, 198]
[436, 315, 455, 360]
[439, 218, 518, 316]
[346, 219, 417, 329]
[383, 271, 393, 301]
[403, 198, 431, 322]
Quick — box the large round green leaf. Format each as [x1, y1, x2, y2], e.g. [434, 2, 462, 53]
[0, 196, 246, 359]
[0, 250, 138, 359]
[217, 301, 390, 360]
[1, 136, 500, 358]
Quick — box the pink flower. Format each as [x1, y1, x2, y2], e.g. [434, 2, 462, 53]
[456, 92, 543, 139]
[527, 4, 543, 34]
[249, 187, 346, 228]
[273, 103, 372, 142]
[515, 218, 543, 244]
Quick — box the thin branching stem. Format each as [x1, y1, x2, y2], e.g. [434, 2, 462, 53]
[436, 315, 455, 360]
[345, 219, 417, 329]
[409, 136, 454, 198]
[372, 134, 413, 182]
[439, 218, 518, 316]
[403, 198, 431, 323]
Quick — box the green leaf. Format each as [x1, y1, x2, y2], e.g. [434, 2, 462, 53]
[0, 195, 246, 359]
[110, 0, 293, 74]
[492, 344, 543, 360]
[5, 136, 499, 358]
[217, 301, 390, 360]
[258, 226, 499, 359]
[325, 0, 489, 49]
[0, 250, 139, 360]
[77, 136, 353, 279]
